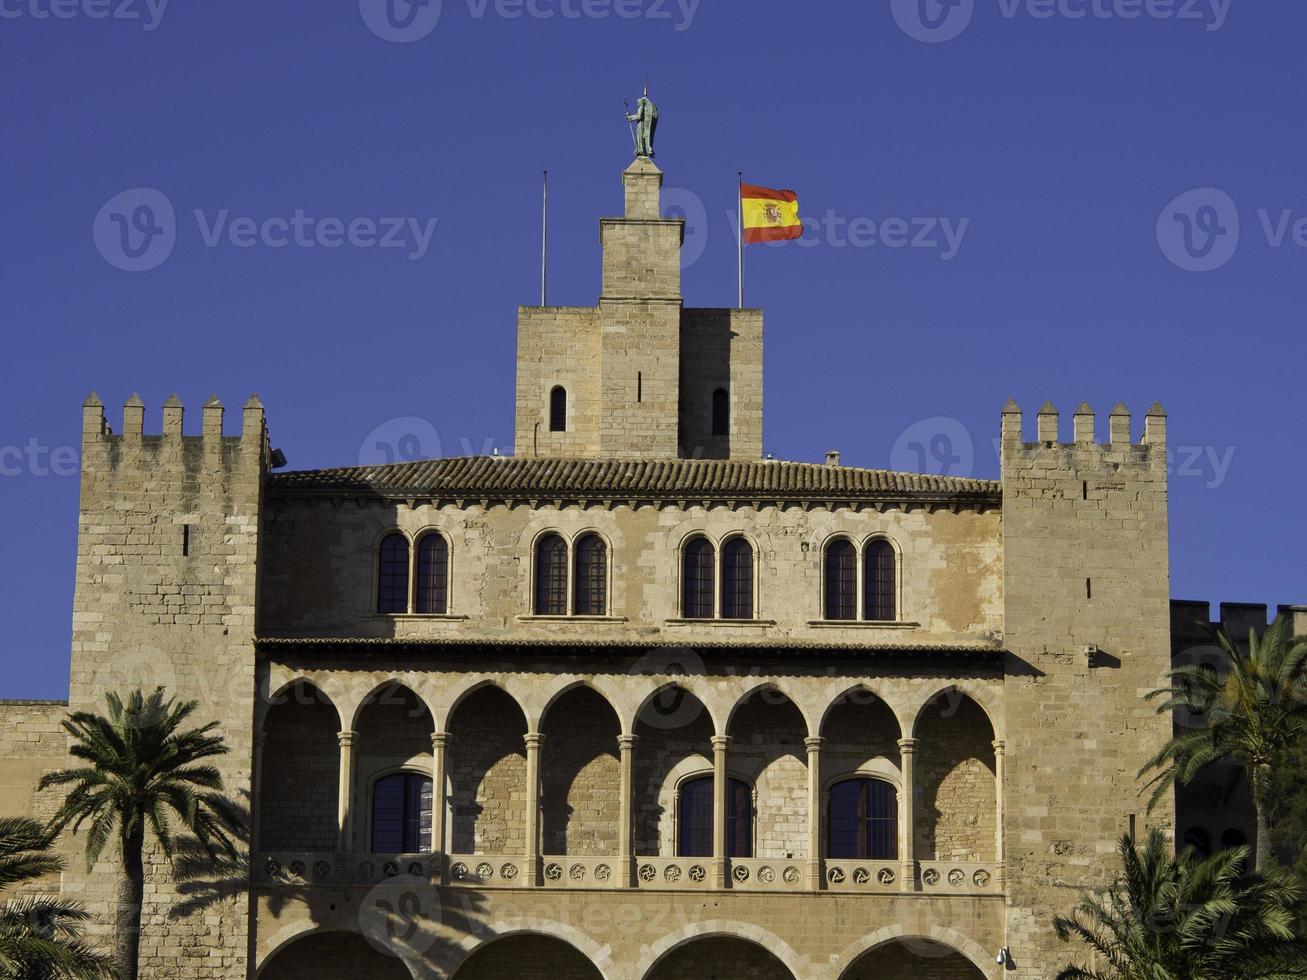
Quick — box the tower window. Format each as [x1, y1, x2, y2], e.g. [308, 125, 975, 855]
[824, 539, 856, 621]
[711, 387, 729, 437]
[682, 537, 715, 619]
[573, 533, 608, 616]
[721, 537, 754, 620]
[415, 533, 449, 615]
[376, 533, 410, 614]
[863, 539, 897, 621]
[534, 533, 568, 615]
[549, 386, 567, 432]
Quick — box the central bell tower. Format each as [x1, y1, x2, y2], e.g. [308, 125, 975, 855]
[514, 156, 763, 461]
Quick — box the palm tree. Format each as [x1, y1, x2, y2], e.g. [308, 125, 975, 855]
[0, 816, 115, 979]
[1054, 829, 1307, 979]
[38, 690, 245, 980]
[1142, 615, 1307, 871]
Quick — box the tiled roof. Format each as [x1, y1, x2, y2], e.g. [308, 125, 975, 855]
[256, 635, 1004, 656]
[268, 456, 1000, 502]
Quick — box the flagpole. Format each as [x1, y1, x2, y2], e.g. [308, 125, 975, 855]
[737, 172, 744, 309]
[541, 170, 548, 307]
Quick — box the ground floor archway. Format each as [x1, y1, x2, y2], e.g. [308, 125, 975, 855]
[451, 933, 603, 979]
[838, 938, 987, 979]
[644, 936, 796, 980]
[258, 930, 413, 980]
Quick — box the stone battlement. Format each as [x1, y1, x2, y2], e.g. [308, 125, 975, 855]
[1001, 398, 1167, 448]
[81, 391, 269, 469]
[1171, 598, 1307, 645]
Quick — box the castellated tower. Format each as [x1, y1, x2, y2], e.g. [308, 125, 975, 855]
[999, 399, 1174, 977]
[514, 157, 763, 460]
[68, 392, 268, 978]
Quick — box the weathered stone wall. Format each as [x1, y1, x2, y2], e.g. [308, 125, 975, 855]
[915, 696, 997, 862]
[514, 306, 603, 458]
[541, 687, 621, 856]
[259, 692, 339, 851]
[1000, 402, 1174, 978]
[678, 308, 763, 460]
[729, 695, 808, 859]
[447, 686, 527, 855]
[258, 496, 1002, 647]
[0, 700, 66, 825]
[67, 394, 266, 978]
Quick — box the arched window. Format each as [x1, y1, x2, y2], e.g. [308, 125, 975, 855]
[573, 533, 607, 616]
[828, 777, 898, 860]
[534, 533, 568, 615]
[678, 775, 752, 858]
[1182, 826, 1211, 858]
[863, 538, 897, 621]
[682, 537, 715, 619]
[549, 386, 567, 432]
[721, 537, 753, 620]
[377, 533, 410, 614]
[371, 772, 433, 853]
[711, 387, 729, 437]
[415, 534, 448, 615]
[824, 539, 856, 620]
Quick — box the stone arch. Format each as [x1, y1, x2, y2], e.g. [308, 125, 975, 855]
[446, 684, 528, 855]
[447, 929, 609, 980]
[259, 676, 343, 734]
[913, 689, 998, 863]
[636, 921, 804, 980]
[831, 925, 992, 979]
[633, 683, 716, 857]
[354, 683, 435, 854]
[908, 681, 1003, 741]
[257, 928, 417, 980]
[726, 684, 810, 859]
[540, 685, 622, 855]
[439, 921, 617, 980]
[350, 678, 438, 733]
[442, 677, 532, 733]
[259, 680, 341, 852]
[819, 683, 904, 860]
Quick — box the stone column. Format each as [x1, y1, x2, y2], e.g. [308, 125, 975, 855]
[898, 737, 917, 891]
[251, 731, 266, 854]
[431, 732, 448, 860]
[711, 734, 732, 887]
[993, 738, 1006, 885]
[618, 734, 638, 886]
[337, 730, 358, 853]
[524, 732, 545, 886]
[805, 736, 825, 890]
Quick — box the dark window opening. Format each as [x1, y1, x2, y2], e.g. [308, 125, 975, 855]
[534, 533, 568, 615]
[549, 386, 567, 432]
[637, 372, 643, 403]
[824, 539, 856, 620]
[1181, 826, 1211, 858]
[181, 524, 190, 557]
[682, 537, 715, 619]
[371, 772, 433, 853]
[863, 539, 896, 621]
[415, 534, 448, 614]
[711, 387, 729, 437]
[721, 538, 754, 620]
[377, 533, 410, 614]
[573, 533, 607, 616]
[678, 775, 752, 858]
[828, 778, 898, 860]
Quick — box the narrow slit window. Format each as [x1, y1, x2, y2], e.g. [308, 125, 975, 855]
[711, 387, 729, 437]
[549, 386, 567, 433]
[181, 524, 190, 556]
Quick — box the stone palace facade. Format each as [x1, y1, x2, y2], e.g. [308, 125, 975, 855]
[2, 155, 1300, 979]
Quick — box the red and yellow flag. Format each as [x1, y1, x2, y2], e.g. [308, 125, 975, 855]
[741, 183, 802, 244]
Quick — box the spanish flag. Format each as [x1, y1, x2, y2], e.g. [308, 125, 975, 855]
[741, 183, 803, 244]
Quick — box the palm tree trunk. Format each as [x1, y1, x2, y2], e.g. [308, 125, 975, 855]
[1252, 762, 1273, 872]
[116, 820, 145, 979]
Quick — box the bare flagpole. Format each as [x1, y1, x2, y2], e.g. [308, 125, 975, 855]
[737, 172, 744, 309]
[541, 170, 548, 307]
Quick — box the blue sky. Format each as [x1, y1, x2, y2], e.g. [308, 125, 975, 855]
[1, 0, 1301, 698]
